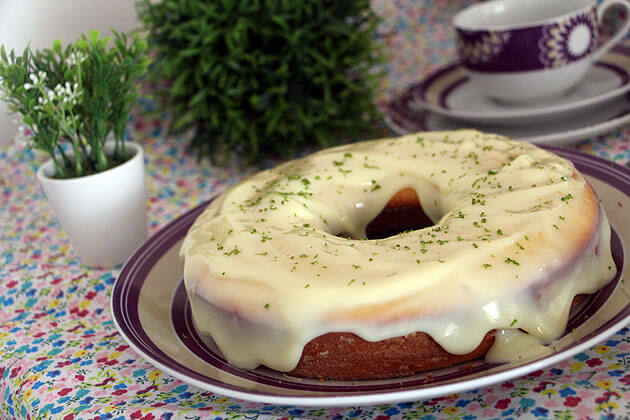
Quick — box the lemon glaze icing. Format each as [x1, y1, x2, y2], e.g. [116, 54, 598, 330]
[180, 130, 616, 372]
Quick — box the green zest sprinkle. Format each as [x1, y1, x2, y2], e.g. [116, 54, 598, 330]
[482, 264, 492, 269]
[224, 246, 240, 256]
[264, 303, 270, 309]
[510, 319, 517, 327]
[505, 257, 520, 266]
[561, 193, 574, 203]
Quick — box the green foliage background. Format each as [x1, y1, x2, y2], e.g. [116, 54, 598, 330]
[138, 0, 383, 162]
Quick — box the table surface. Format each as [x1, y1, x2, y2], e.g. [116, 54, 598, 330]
[2, 1, 630, 419]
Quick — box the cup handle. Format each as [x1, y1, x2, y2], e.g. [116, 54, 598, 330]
[593, 0, 630, 60]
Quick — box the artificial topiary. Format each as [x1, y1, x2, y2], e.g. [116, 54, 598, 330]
[138, 0, 382, 162]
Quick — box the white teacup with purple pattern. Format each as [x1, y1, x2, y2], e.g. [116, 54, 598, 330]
[453, 0, 630, 103]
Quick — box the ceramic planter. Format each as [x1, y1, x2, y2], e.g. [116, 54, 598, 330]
[37, 141, 148, 268]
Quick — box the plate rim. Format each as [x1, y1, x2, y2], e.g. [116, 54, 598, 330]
[111, 148, 630, 407]
[385, 89, 630, 145]
[412, 46, 630, 124]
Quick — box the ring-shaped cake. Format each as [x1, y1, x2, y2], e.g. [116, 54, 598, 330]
[180, 130, 616, 379]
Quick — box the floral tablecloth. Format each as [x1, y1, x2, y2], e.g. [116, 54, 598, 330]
[2, 1, 630, 419]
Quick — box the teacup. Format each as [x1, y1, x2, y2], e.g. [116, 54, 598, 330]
[453, 0, 630, 103]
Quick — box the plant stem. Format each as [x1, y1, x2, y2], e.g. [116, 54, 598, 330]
[95, 144, 108, 172]
[75, 130, 93, 172]
[70, 138, 83, 177]
[51, 153, 67, 178]
[120, 134, 126, 161]
[56, 144, 72, 169]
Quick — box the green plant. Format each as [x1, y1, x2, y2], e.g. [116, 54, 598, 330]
[138, 0, 382, 162]
[0, 30, 150, 178]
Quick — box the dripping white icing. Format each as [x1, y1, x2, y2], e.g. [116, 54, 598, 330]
[486, 329, 552, 363]
[180, 130, 616, 372]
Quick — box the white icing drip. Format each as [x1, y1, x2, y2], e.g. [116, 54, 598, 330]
[486, 329, 552, 363]
[180, 130, 617, 372]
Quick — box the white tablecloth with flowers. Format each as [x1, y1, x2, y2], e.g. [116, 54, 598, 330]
[1, 1, 630, 419]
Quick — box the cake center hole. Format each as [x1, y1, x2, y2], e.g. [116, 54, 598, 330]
[364, 188, 435, 240]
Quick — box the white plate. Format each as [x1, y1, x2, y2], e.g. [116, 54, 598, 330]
[112, 150, 630, 407]
[387, 88, 630, 145]
[412, 47, 630, 125]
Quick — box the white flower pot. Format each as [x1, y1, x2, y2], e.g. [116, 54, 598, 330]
[37, 141, 148, 268]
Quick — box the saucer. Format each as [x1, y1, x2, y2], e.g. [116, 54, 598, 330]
[385, 88, 630, 145]
[411, 46, 630, 125]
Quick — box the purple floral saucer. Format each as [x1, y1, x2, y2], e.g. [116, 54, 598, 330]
[386, 84, 630, 146]
[111, 151, 630, 406]
[411, 47, 630, 125]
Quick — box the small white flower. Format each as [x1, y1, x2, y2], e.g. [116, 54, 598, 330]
[38, 71, 46, 81]
[15, 125, 34, 149]
[23, 83, 33, 90]
[29, 73, 38, 83]
[66, 51, 87, 67]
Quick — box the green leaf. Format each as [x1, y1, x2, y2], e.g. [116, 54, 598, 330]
[76, 39, 89, 50]
[88, 30, 100, 45]
[52, 39, 62, 55]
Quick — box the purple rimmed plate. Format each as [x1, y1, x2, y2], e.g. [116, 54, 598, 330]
[410, 47, 630, 126]
[386, 86, 630, 146]
[111, 150, 630, 407]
